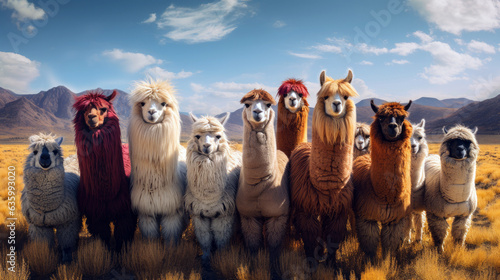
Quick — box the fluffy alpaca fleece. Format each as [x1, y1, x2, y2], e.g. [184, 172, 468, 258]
[353, 122, 370, 159]
[424, 125, 478, 252]
[352, 102, 413, 258]
[408, 119, 428, 243]
[185, 115, 241, 259]
[128, 80, 187, 243]
[73, 90, 136, 251]
[290, 70, 357, 264]
[22, 133, 80, 263]
[236, 89, 289, 274]
[276, 79, 310, 158]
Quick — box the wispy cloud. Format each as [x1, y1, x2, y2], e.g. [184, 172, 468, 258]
[386, 59, 410, 65]
[359, 60, 373, 66]
[142, 13, 156, 24]
[312, 44, 342, 53]
[156, 0, 250, 43]
[273, 20, 286, 28]
[357, 43, 388, 55]
[0, 51, 40, 93]
[288, 52, 322, 59]
[0, 0, 45, 21]
[146, 66, 193, 80]
[467, 40, 496, 54]
[102, 49, 163, 73]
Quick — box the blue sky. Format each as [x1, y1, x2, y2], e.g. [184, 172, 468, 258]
[1, 0, 500, 114]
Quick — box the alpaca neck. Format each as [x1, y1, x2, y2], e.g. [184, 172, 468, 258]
[276, 102, 309, 157]
[410, 146, 427, 191]
[242, 111, 277, 185]
[439, 157, 476, 203]
[23, 165, 65, 213]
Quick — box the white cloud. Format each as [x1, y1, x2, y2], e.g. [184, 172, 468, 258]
[156, 0, 249, 43]
[387, 59, 409, 65]
[357, 43, 388, 55]
[359, 60, 373, 66]
[142, 13, 156, 23]
[273, 20, 285, 28]
[0, 0, 45, 21]
[288, 52, 322, 59]
[351, 78, 376, 99]
[467, 40, 496, 54]
[469, 74, 500, 99]
[389, 42, 420, 56]
[313, 44, 342, 53]
[408, 0, 500, 35]
[0, 51, 40, 93]
[146, 66, 193, 80]
[102, 49, 163, 73]
[413, 30, 433, 43]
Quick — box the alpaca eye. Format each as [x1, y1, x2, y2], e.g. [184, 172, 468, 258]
[324, 96, 328, 100]
[161, 102, 167, 107]
[344, 96, 348, 100]
[299, 94, 303, 98]
[245, 104, 250, 108]
[53, 150, 58, 155]
[216, 135, 221, 139]
[195, 135, 201, 139]
[100, 108, 107, 114]
[418, 137, 422, 140]
[140, 102, 145, 107]
[33, 150, 38, 155]
[283, 94, 287, 98]
[266, 103, 272, 108]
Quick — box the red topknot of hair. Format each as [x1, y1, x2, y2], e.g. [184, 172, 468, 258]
[73, 90, 117, 115]
[277, 79, 309, 98]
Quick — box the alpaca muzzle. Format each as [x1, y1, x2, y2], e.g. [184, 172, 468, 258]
[39, 146, 52, 169]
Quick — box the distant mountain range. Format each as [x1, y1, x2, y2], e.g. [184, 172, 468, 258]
[0, 85, 498, 143]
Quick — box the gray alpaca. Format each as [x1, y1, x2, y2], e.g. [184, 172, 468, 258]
[22, 133, 80, 263]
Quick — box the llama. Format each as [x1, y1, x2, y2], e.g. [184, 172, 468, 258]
[424, 125, 478, 253]
[73, 90, 136, 252]
[352, 100, 413, 259]
[354, 122, 370, 159]
[185, 113, 241, 260]
[237, 89, 289, 276]
[276, 78, 310, 158]
[289, 70, 358, 266]
[408, 119, 429, 244]
[128, 79, 187, 243]
[22, 133, 80, 263]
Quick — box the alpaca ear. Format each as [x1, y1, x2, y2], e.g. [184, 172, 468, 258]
[55, 137, 63, 146]
[344, 69, 353, 83]
[29, 135, 40, 144]
[442, 126, 448, 134]
[404, 100, 412, 111]
[189, 112, 198, 123]
[320, 70, 326, 86]
[472, 127, 478, 134]
[219, 112, 230, 127]
[418, 119, 425, 128]
[370, 100, 379, 114]
[106, 90, 118, 102]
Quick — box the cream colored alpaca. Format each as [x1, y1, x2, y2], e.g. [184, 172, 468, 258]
[185, 113, 241, 260]
[128, 79, 187, 243]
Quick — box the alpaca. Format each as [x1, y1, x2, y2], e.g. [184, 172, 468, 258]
[22, 133, 80, 263]
[424, 125, 478, 252]
[276, 78, 310, 158]
[352, 100, 413, 259]
[408, 119, 429, 244]
[128, 79, 187, 243]
[73, 90, 136, 252]
[290, 70, 358, 266]
[237, 89, 289, 276]
[354, 122, 370, 159]
[185, 113, 241, 260]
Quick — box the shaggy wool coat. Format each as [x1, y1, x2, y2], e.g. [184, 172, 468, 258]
[276, 96, 309, 158]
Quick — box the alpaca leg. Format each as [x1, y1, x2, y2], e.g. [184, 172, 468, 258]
[193, 216, 213, 260]
[86, 217, 111, 247]
[381, 216, 410, 257]
[240, 215, 263, 253]
[265, 215, 288, 280]
[56, 219, 80, 263]
[322, 209, 349, 266]
[29, 225, 55, 246]
[426, 213, 448, 253]
[294, 211, 322, 261]
[451, 215, 471, 246]
[114, 210, 137, 252]
[138, 213, 160, 239]
[160, 212, 185, 245]
[212, 214, 234, 250]
[355, 216, 380, 260]
[414, 212, 424, 243]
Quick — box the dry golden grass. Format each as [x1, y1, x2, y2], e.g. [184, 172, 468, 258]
[21, 240, 59, 276]
[76, 239, 115, 277]
[0, 258, 30, 280]
[50, 263, 82, 280]
[121, 237, 166, 279]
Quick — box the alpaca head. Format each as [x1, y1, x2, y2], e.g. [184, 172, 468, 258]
[189, 113, 230, 155]
[73, 90, 118, 130]
[130, 79, 179, 124]
[441, 125, 478, 161]
[240, 89, 276, 125]
[355, 122, 370, 151]
[277, 79, 309, 113]
[27, 133, 64, 170]
[371, 100, 412, 141]
[318, 70, 358, 118]
[410, 119, 426, 154]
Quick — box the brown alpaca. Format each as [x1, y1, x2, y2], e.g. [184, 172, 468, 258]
[289, 70, 358, 266]
[276, 79, 310, 158]
[352, 100, 413, 259]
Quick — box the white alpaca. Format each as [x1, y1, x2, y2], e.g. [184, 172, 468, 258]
[22, 133, 80, 263]
[408, 119, 428, 243]
[128, 79, 187, 243]
[185, 113, 241, 260]
[424, 125, 478, 252]
[353, 122, 370, 160]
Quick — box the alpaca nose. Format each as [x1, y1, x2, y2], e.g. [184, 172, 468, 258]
[88, 114, 97, 120]
[253, 108, 262, 114]
[289, 97, 296, 101]
[332, 101, 341, 107]
[203, 143, 211, 148]
[389, 123, 397, 130]
[148, 109, 156, 115]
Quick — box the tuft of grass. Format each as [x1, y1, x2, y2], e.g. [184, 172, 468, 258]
[76, 239, 115, 277]
[0, 258, 30, 280]
[163, 240, 201, 276]
[212, 243, 248, 279]
[50, 263, 82, 280]
[22, 240, 59, 277]
[121, 238, 166, 279]
[414, 249, 448, 280]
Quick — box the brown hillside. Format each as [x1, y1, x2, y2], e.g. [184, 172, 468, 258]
[0, 87, 18, 109]
[25, 86, 77, 119]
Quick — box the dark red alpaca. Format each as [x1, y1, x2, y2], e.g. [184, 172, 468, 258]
[73, 90, 136, 251]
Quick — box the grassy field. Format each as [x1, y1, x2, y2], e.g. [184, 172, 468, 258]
[0, 143, 499, 279]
